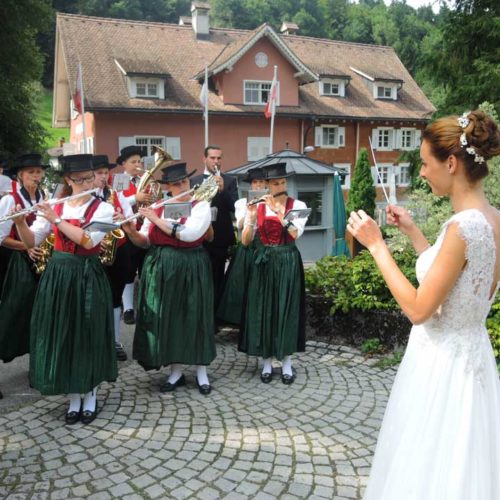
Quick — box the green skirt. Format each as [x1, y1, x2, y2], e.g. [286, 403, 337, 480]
[30, 251, 117, 395]
[0, 251, 38, 362]
[239, 242, 306, 360]
[216, 243, 254, 326]
[133, 245, 216, 369]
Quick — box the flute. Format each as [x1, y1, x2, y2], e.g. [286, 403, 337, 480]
[0, 188, 99, 223]
[247, 191, 287, 206]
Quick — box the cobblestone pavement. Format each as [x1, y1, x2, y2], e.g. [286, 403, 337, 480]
[0, 329, 397, 499]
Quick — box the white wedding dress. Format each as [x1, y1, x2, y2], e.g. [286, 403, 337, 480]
[364, 209, 500, 500]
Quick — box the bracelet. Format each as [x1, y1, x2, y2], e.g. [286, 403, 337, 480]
[80, 230, 91, 246]
[171, 223, 179, 239]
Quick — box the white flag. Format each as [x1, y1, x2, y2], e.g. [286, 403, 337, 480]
[199, 80, 208, 119]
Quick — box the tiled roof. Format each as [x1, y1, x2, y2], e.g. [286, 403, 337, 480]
[56, 13, 435, 120]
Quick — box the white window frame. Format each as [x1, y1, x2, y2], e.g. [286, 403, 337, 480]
[371, 163, 392, 186]
[247, 137, 270, 161]
[118, 136, 181, 159]
[374, 84, 397, 101]
[372, 127, 395, 151]
[397, 128, 422, 151]
[78, 137, 94, 154]
[128, 77, 164, 99]
[320, 79, 345, 97]
[243, 80, 280, 105]
[396, 163, 411, 186]
[314, 125, 346, 149]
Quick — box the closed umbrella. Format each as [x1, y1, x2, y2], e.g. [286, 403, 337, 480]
[332, 172, 350, 257]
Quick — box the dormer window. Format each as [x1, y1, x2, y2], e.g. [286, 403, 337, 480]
[374, 83, 399, 100]
[244, 80, 280, 105]
[319, 77, 348, 97]
[128, 77, 165, 99]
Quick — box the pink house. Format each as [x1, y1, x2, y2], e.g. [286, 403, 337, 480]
[53, 2, 435, 205]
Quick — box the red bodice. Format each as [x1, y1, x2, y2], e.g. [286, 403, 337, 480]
[53, 198, 102, 256]
[257, 197, 295, 246]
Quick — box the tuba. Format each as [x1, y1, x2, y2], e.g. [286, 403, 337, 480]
[100, 189, 126, 266]
[136, 146, 175, 207]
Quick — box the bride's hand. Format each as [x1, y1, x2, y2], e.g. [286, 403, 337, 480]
[347, 210, 384, 252]
[386, 205, 415, 235]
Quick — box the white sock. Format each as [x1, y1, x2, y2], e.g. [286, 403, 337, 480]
[168, 364, 183, 384]
[83, 387, 97, 412]
[113, 307, 122, 343]
[262, 357, 272, 375]
[282, 355, 293, 376]
[196, 365, 209, 386]
[68, 393, 81, 413]
[122, 283, 134, 311]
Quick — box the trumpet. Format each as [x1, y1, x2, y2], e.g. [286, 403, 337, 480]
[0, 188, 99, 223]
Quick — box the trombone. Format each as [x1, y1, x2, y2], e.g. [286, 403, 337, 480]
[0, 188, 99, 223]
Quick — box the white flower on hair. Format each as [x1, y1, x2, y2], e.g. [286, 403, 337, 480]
[458, 111, 471, 129]
[460, 132, 468, 147]
[465, 147, 485, 164]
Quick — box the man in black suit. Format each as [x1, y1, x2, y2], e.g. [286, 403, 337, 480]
[191, 145, 238, 310]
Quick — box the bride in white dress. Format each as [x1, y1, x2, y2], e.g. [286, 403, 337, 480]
[347, 110, 500, 500]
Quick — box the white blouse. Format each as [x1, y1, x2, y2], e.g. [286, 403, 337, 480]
[234, 197, 247, 228]
[140, 199, 211, 243]
[30, 198, 114, 247]
[0, 190, 38, 244]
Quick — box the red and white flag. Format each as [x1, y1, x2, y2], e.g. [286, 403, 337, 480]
[264, 73, 277, 119]
[73, 63, 83, 115]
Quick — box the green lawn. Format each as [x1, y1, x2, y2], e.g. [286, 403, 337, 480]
[38, 88, 69, 151]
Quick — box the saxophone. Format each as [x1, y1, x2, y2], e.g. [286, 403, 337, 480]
[33, 233, 55, 274]
[100, 188, 126, 266]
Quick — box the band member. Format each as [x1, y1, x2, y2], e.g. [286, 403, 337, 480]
[122, 163, 215, 395]
[116, 145, 154, 325]
[217, 167, 266, 326]
[190, 145, 238, 310]
[239, 162, 308, 385]
[12, 154, 117, 425]
[0, 154, 49, 396]
[92, 154, 133, 361]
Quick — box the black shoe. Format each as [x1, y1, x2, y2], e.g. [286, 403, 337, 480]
[281, 373, 295, 385]
[260, 372, 273, 384]
[160, 374, 186, 393]
[115, 342, 128, 361]
[123, 309, 135, 325]
[81, 403, 98, 425]
[195, 377, 212, 395]
[65, 401, 82, 425]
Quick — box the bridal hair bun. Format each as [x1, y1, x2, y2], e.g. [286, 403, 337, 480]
[423, 109, 500, 183]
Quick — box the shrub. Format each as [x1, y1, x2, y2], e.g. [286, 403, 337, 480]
[346, 148, 376, 217]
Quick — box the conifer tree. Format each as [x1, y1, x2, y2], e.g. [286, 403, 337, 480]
[346, 148, 376, 217]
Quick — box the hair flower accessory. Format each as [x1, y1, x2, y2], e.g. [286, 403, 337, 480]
[460, 132, 468, 147]
[458, 112, 471, 129]
[466, 147, 485, 164]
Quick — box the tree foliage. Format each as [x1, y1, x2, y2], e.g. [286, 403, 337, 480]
[0, 0, 52, 157]
[346, 148, 376, 217]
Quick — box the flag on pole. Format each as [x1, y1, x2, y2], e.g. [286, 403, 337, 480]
[264, 72, 277, 119]
[73, 64, 83, 115]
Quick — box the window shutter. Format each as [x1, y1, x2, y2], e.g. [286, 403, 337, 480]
[370, 167, 378, 185]
[337, 127, 345, 147]
[395, 130, 402, 150]
[371, 129, 379, 149]
[165, 137, 181, 160]
[414, 130, 422, 149]
[314, 127, 323, 147]
[388, 129, 395, 150]
[118, 137, 136, 154]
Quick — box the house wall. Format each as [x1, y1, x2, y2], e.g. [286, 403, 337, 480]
[220, 38, 299, 107]
[91, 112, 301, 173]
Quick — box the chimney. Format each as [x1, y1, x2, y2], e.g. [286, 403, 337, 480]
[280, 22, 299, 36]
[191, 2, 210, 39]
[178, 16, 192, 26]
